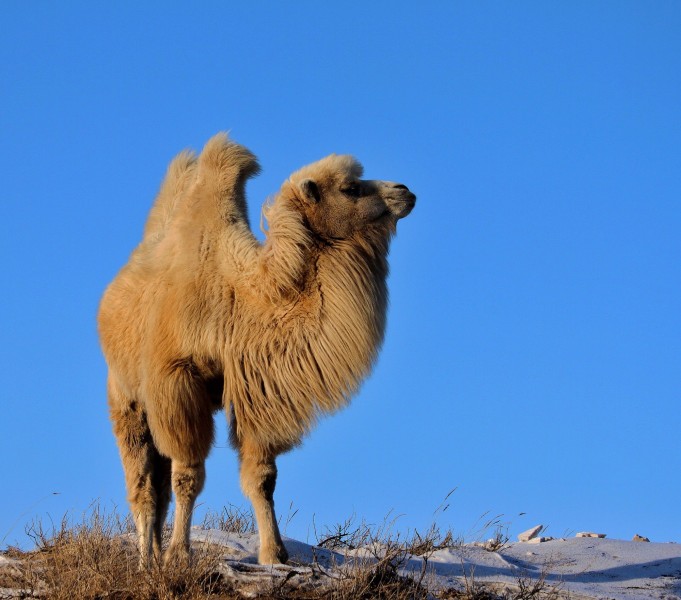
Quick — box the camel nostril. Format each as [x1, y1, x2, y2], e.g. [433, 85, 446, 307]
[392, 184, 409, 191]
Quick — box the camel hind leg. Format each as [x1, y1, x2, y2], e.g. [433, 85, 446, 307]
[143, 359, 215, 566]
[108, 377, 171, 568]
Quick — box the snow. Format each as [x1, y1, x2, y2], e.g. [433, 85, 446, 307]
[2, 529, 679, 599]
[188, 529, 681, 599]
[424, 538, 681, 599]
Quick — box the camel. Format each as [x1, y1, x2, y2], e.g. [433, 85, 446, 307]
[97, 133, 416, 567]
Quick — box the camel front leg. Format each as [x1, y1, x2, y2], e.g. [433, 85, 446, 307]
[165, 461, 206, 565]
[239, 440, 288, 564]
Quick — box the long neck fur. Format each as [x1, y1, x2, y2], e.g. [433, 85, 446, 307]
[226, 188, 393, 452]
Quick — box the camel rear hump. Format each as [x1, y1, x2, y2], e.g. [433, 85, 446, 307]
[143, 150, 198, 243]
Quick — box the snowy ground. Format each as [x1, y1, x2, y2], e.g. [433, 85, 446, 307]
[189, 529, 681, 599]
[2, 528, 679, 599]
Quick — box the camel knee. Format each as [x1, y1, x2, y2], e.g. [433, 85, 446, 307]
[127, 473, 156, 510]
[240, 460, 277, 501]
[121, 454, 159, 517]
[172, 462, 206, 501]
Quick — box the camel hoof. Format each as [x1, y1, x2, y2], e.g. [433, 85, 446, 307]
[258, 544, 289, 565]
[164, 544, 191, 568]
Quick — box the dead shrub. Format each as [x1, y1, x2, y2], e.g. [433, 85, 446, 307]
[200, 505, 257, 535]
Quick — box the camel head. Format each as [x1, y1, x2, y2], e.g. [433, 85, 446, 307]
[285, 154, 416, 241]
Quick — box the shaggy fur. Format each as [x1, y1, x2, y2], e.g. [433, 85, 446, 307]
[98, 133, 416, 566]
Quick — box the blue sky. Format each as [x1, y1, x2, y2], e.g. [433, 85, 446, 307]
[1, 2, 679, 548]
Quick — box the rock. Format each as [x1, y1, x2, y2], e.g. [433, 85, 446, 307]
[633, 534, 650, 542]
[576, 532, 606, 538]
[518, 525, 544, 542]
[527, 536, 554, 544]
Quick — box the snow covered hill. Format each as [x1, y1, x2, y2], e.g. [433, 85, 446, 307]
[2, 528, 680, 599]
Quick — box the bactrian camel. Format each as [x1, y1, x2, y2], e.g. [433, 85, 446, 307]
[98, 133, 416, 566]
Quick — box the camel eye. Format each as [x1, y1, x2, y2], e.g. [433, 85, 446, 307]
[342, 182, 362, 198]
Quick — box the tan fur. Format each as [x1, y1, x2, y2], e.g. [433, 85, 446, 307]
[98, 133, 415, 566]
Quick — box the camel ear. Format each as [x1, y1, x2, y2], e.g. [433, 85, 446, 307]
[299, 178, 321, 204]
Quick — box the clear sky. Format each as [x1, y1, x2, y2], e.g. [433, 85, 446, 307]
[1, 2, 679, 548]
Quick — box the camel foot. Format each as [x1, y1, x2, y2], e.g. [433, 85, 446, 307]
[164, 543, 191, 569]
[258, 543, 289, 565]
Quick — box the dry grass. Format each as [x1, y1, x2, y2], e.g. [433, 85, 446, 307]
[437, 568, 565, 600]
[0, 506, 233, 600]
[200, 505, 257, 536]
[0, 506, 565, 600]
[312, 515, 563, 600]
